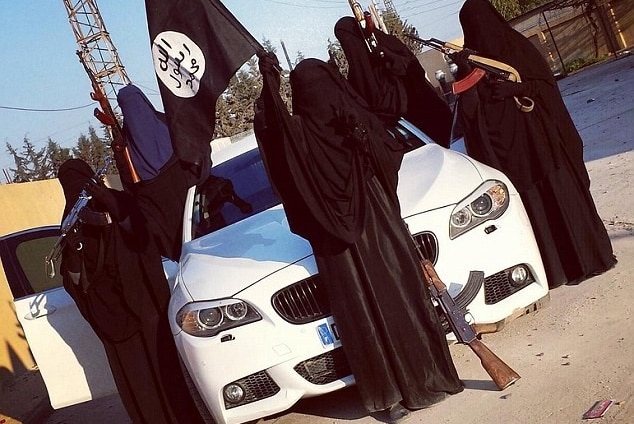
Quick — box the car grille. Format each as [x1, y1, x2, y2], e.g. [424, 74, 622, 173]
[223, 371, 280, 409]
[484, 265, 535, 304]
[411, 231, 438, 264]
[294, 347, 352, 385]
[272, 276, 331, 324]
[272, 232, 438, 325]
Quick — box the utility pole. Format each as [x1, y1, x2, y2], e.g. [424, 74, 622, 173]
[280, 40, 294, 70]
[2, 169, 12, 184]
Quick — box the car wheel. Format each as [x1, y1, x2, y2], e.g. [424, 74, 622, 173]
[179, 358, 216, 424]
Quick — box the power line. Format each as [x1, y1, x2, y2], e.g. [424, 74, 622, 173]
[403, 0, 463, 17]
[261, 0, 346, 8]
[0, 103, 94, 112]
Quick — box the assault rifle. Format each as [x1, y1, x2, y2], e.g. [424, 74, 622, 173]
[347, 0, 382, 55]
[76, 50, 140, 185]
[45, 157, 113, 278]
[405, 35, 534, 113]
[419, 258, 521, 390]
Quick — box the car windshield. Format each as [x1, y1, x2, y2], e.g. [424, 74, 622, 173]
[192, 147, 280, 240]
[191, 121, 428, 240]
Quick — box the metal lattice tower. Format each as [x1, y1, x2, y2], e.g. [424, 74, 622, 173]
[374, 0, 400, 31]
[382, 0, 397, 15]
[62, 0, 130, 117]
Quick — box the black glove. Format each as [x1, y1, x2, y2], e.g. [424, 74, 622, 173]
[257, 50, 281, 92]
[64, 227, 83, 273]
[376, 48, 407, 77]
[84, 179, 123, 221]
[451, 49, 475, 78]
[66, 226, 84, 252]
[490, 81, 526, 99]
[257, 50, 279, 73]
[334, 108, 369, 151]
[451, 48, 475, 67]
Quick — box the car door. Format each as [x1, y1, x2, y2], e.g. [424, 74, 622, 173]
[0, 226, 116, 409]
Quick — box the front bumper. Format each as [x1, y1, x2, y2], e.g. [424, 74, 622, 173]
[172, 193, 549, 424]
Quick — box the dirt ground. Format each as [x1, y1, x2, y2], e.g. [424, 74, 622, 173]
[15, 53, 634, 424]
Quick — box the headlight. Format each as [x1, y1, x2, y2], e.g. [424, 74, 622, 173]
[449, 180, 509, 239]
[176, 299, 261, 337]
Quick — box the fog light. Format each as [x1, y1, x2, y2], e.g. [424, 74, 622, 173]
[223, 383, 245, 404]
[510, 265, 529, 286]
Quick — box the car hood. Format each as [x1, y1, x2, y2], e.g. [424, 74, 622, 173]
[178, 144, 485, 301]
[178, 206, 313, 300]
[397, 143, 484, 218]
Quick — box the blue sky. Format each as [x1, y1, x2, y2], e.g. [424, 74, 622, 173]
[0, 0, 465, 176]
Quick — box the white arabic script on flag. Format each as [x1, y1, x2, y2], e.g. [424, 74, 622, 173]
[151, 31, 206, 98]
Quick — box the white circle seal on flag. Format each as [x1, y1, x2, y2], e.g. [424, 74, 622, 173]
[151, 31, 206, 98]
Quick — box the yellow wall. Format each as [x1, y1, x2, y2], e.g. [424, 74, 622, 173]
[0, 176, 121, 388]
[0, 179, 64, 235]
[0, 179, 64, 387]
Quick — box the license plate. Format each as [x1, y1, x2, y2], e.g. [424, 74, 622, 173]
[316, 318, 340, 348]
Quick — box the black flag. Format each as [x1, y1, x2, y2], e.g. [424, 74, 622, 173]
[144, 0, 260, 167]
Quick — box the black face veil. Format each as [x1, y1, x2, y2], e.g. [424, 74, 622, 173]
[255, 58, 403, 249]
[459, 0, 554, 83]
[334, 16, 453, 146]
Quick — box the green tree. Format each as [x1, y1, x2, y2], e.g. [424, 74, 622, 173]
[518, 0, 550, 13]
[488, 0, 551, 19]
[72, 126, 111, 171]
[491, 0, 522, 19]
[327, 38, 349, 78]
[5, 126, 109, 183]
[382, 11, 423, 53]
[215, 57, 262, 137]
[214, 39, 293, 138]
[6, 137, 52, 183]
[46, 139, 73, 176]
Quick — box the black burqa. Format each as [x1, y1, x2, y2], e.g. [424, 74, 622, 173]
[117, 84, 203, 261]
[334, 16, 453, 147]
[58, 159, 203, 424]
[254, 56, 462, 413]
[456, 0, 616, 287]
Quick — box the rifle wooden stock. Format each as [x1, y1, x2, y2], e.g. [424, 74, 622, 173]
[347, 0, 380, 54]
[404, 34, 534, 112]
[77, 50, 140, 185]
[420, 259, 521, 390]
[467, 337, 520, 390]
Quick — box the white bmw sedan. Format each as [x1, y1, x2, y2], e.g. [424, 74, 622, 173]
[166, 120, 549, 424]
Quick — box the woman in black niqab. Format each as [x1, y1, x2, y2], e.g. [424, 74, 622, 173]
[456, 0, 616, 287]
[334, 16, 453, 147]
[58, 159, 204, 424]
[255, 55, 462, 420]
[117, 84, 204, 261]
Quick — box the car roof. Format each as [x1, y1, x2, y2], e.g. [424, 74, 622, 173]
[211, 133, 259, 166]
